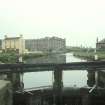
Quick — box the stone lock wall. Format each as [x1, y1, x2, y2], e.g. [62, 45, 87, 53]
[0, 80, 12, 105]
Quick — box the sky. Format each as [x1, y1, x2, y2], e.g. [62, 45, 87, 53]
[0, 0, 105, 48]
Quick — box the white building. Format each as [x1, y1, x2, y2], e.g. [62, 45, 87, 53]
[2, 35, 25, 54]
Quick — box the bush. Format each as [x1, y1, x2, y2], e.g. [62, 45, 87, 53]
[0, 52, 18, 63]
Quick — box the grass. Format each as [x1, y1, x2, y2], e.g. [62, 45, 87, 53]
[0, 52, 18, 63]
[73, 51, 105, 61]
[0, 52, 48, 63]
[23, 53, 47, 59]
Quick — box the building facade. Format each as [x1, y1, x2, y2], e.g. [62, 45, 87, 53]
[2, 35, 25, 54]
[96, 38, 105, 50]
[0, 40, 2, 50]
[25, 37, 66, 52]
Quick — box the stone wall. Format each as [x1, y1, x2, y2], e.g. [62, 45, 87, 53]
[0, 80, 12, 105]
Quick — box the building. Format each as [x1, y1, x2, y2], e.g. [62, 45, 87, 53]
[0, 39, 2, 52]
[25, 37, 66, 52]
[96, 38, 105, 50]
[0, 39, 2, 50]
[2, 35, 25, 54]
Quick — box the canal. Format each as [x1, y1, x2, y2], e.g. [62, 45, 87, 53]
[23, 53, 88, 88]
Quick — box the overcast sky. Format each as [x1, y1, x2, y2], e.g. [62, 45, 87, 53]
[0, 0, 105, 47]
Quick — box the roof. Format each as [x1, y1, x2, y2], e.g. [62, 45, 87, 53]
[5, 37, 21, 40]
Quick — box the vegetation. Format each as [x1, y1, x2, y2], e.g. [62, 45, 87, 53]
[66, 46, 105, 60]
[0, 52, 18, 63]
[23, 53, 47, 59]
[73, 50, 105, 61]
[73, 51, 95, 60]
[0, 51, 48, 63]
[66, 46, 94, 52]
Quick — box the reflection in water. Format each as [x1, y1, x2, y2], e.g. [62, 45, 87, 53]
[66, 53, 85, 62]
[63, 53, 87, 87]
[63, 71, 87, 87]
[23, 71, 53, 88]
[23, 54, 66, 88]
[23, 53, 88, 88]
[25, 54, 66, 64]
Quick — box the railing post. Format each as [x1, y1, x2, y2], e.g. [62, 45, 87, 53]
[53, 66, 63, 105]
[87, 71, 95, 87]
[95, 70, 99, 87]
[6, 69, 24, 91]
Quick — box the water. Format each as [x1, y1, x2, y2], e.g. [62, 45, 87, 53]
[63, 53, 87, 87]
[23, 53, 87, 88]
